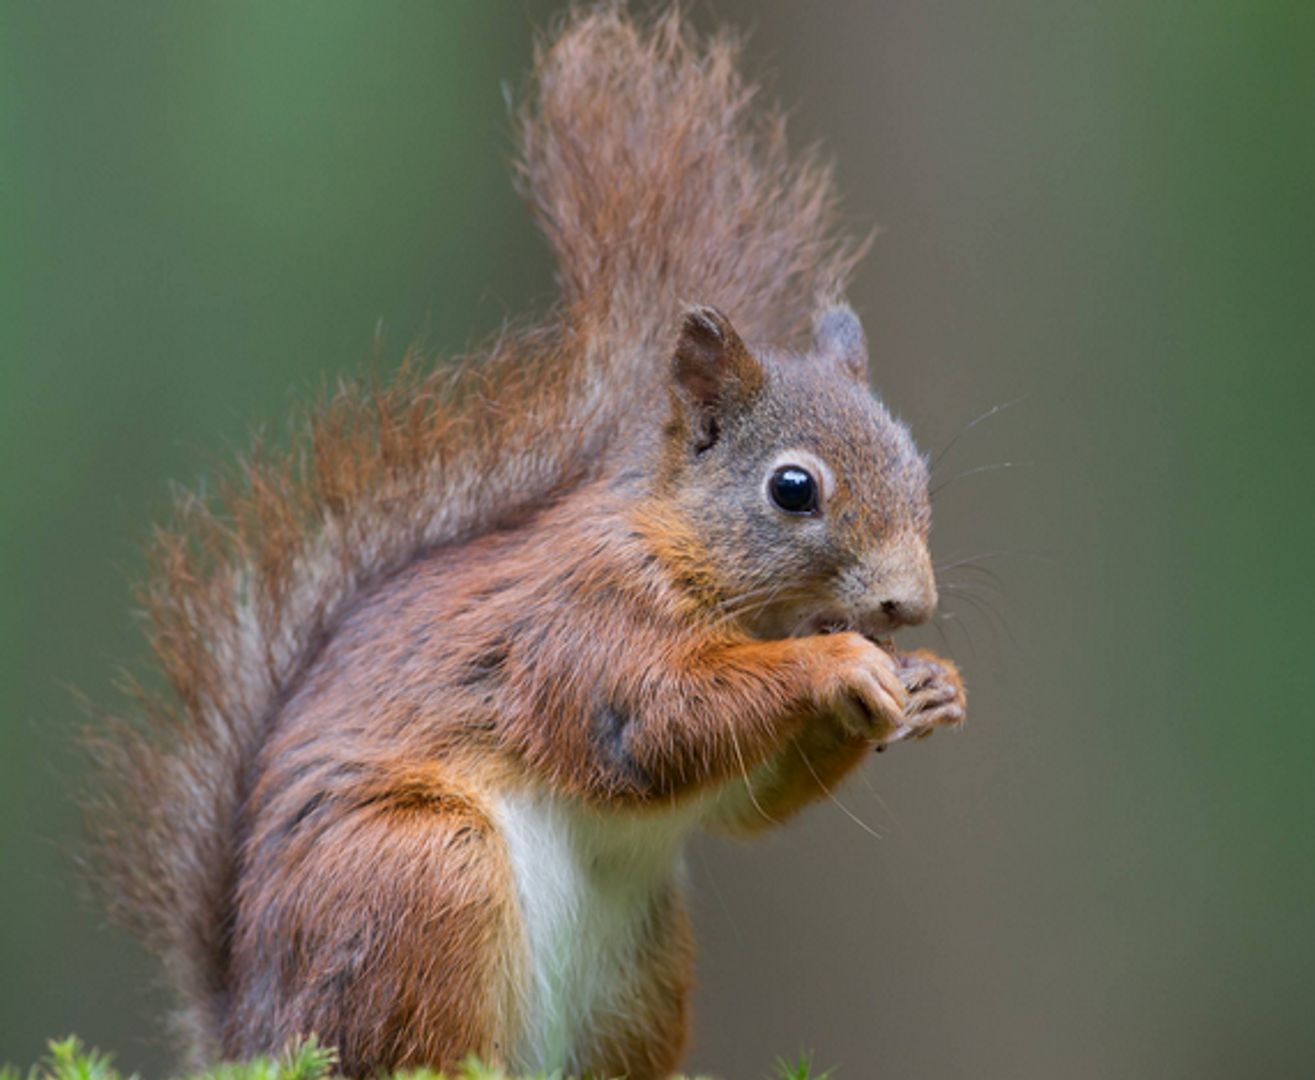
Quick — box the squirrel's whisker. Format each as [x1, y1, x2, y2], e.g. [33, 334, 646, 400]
[730, 726, 777, 828]
[928, 394, 1028, 473]
[797, 745, 884, 841]
[935, 550, 1021, 574]
[938, 580, 1004, 601]
[930, 460, 1029, 500]
[941, 589, 1015, 651]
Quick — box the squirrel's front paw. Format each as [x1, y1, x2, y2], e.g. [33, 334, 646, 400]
[879, 648, 966, 748]
[810, 632, 909, 741]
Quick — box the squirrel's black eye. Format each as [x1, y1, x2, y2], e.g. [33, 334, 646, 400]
[769, 465, 819, 515]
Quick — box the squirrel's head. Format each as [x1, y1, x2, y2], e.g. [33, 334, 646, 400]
[655, 303, 935, 640]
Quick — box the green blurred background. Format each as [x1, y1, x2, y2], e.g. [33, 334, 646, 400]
[3, 2, 1312, 1077]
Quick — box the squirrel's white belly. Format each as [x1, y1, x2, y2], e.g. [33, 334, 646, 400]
[492, 788, 701, 1073]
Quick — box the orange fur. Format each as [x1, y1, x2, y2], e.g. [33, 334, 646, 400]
[84, 7, 964, 1078]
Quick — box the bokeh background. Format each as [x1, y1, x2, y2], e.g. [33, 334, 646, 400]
[3, 2, 1313, 1077]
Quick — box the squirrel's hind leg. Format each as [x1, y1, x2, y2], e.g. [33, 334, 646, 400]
[227, 768, 523, 1076]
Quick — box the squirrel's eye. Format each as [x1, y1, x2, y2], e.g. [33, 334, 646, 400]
[769, 465, 819, 515]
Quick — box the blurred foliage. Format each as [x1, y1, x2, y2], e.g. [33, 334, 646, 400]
[0, 1036, 751, 1080]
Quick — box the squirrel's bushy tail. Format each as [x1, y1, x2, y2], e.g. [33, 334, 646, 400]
[519, 4, 862, 348]
[86, 4, 863, 1064]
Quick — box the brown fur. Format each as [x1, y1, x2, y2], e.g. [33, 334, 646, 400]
[518, 6, 865, 348]
[84, 6, 964, 1078]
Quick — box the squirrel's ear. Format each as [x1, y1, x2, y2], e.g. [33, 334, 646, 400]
[671, 306, 763, 449]
[813, 302, 869, 382]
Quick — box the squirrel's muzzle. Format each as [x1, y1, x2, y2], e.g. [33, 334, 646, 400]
[853, 542, 937, 634]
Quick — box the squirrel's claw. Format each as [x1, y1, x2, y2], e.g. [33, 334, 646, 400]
[873, 649, 967, 751]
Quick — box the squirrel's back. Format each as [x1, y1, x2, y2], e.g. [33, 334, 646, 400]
[85, 5, 860, 1066]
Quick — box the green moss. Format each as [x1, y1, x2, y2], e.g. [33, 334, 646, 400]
[5, 1038, 827, 1080]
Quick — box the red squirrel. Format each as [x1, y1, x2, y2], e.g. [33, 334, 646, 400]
[88, 8, 965, 1079]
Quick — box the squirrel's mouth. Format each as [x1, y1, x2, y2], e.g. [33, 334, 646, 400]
[760, 602, 903, 643]
[791, 608, 901, 645]
[793, 609, 854, 637]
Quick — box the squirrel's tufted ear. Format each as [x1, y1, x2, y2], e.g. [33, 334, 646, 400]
[670, 306, 764, 450]
[813, 302, 869, 382]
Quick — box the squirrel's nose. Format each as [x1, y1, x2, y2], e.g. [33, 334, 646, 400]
[856, 542, 937, 633]
[880, 593, 934, 629]
[871, 549, 938, 629]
